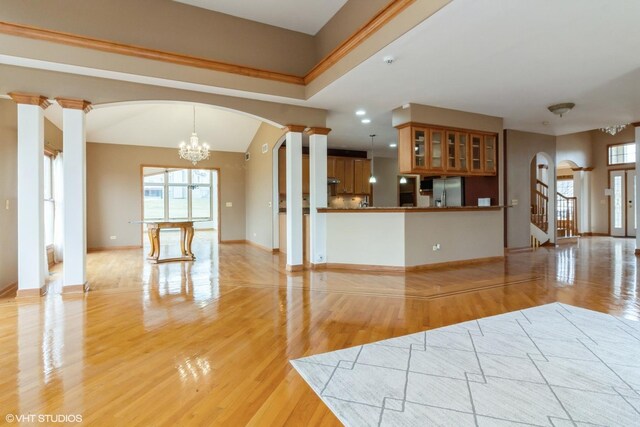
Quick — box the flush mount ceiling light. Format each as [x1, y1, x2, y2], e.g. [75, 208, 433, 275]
[547, 102, 575, 118]
[369, 134, 377, 184]
[355, 109, 366, 116]
[179, 106, 210, 165]
[600, 124, 628, 136]
[361, 118, 371, 124]
[389, 143, 397, 148]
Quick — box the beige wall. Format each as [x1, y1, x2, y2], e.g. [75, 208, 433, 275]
[505, 130, 556, 249]
[0, 99, 62, 292]
[372, 156, 399, 207]
[588, 126, 636, 234]
[0, 0, 316, 76]
[244, 123, 285, 249]
[86, 142, 245, 249]
[556, 131, 592, 168]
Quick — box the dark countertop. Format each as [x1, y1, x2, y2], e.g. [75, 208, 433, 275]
[316, 206, 506, 213]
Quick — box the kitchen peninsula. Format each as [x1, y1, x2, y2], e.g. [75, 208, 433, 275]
[318, 206, 504, 270]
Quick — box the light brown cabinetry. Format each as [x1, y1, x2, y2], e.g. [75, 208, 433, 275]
[353, 159, 372, 195]
[397, 123, 497, 176]
[302, 155, 310, 194]
[334, 157, 355, 194]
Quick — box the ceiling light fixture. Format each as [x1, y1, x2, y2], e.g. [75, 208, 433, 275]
[389, 143, 397, 148]
[179, 106, 210, 165]
[361, 118, 371, 124]
[399, 176, 407, 184]
[599, 124, 628, 136]
[547, 103, 575, 118]
[369, 134, 377, 184]
[355, 109, 366, 116]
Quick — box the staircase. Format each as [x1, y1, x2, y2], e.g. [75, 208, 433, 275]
[531, 180, 549, 233]
[530, 180, 579, 248]
[556, 192, 577, 237]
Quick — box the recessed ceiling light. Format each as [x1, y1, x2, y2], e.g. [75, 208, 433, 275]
[355, 109, 366, 116]
[389, 143, 397, 148]
[361, 118, 371, 124]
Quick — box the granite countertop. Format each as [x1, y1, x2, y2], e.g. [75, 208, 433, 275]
[316, 206, 507, 213]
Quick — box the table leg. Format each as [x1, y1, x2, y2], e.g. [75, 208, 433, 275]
[185, 225, 195, 259]
[147, 226, 155, 258]
[148, 228, 160, 262]
[179, 226, 187, 256]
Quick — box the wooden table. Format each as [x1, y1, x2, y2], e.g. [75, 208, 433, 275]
[133, 221, 196, 264]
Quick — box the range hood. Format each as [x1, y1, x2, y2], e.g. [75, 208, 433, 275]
[327, 177, 340, 185]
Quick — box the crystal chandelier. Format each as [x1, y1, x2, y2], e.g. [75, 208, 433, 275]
[599, 124, 628, 136]
[179, 106, 210, 165]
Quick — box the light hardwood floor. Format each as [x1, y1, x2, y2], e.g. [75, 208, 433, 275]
[0, 233, 638, 425]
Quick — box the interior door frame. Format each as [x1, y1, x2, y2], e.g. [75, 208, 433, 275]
[140, 164, 222, 244]
[627, 170, 637, 237]
[608, 166, 635, 237]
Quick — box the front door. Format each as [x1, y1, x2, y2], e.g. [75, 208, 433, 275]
[610, 169, 636, 237]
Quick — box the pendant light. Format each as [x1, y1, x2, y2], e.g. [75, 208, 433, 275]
[369, 134, 377, 184]
[399, 176, 407, 184]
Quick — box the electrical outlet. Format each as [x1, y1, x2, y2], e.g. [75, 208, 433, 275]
[511, 199, 519, 206]
[318, 255, 324, 262]
[225, 202, 232, 207]
[110, 235, 117, 240]
[432, 243, 441, 251]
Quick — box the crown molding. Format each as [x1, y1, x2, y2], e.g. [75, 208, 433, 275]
[631, 122, 640, 127]
[8, 92, 50, 108]
[305, 127, 332, 136]
[55, 97, 92, 113]
[0, 0, 413, 89]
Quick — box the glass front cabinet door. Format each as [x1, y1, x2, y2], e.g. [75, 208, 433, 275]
[484, 135, 496, 174]
[446, 131, 457, 170]
[430, 129, 444, 171]
[458, 133, 468, 171]
[470, 134, 483, 173]
[413, 128, 427, 170]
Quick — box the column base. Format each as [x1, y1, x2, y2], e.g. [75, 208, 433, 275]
[16, 286, 47, 298]
[286, 264, 304, 272]
[63, 282, 88, 294]
[309, 263, 327, 270]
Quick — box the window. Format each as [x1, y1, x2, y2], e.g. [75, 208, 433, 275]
[556, 178, 574, 197]
[44, 154, 55, 247]
[608, 142, 636, 166]
[143, 167, 214, 221]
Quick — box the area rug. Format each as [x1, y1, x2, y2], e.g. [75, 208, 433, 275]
[291, 303, 640, 426]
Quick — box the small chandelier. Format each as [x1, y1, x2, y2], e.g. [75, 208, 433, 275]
[179, 106, 210, 165]
[599, 124, 628, 136]
[369, 134, 377, 184]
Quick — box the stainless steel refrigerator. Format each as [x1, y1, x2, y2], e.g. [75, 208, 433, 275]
[433, 177, 464, 207]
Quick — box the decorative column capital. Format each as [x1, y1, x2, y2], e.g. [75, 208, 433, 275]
[8, 92, 50, 109]
[284, 124, 306, 133]
[55, 97, 92, 113]
[306, 127, 332, 136]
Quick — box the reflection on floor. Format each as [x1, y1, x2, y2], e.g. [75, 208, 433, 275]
[0, 235, 638, 425]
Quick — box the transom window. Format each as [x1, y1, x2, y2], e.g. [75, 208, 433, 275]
[608, 142, 636, 166]
[143, 167, 215, 221]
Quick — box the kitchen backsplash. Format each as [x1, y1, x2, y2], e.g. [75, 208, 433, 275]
[329, 196, 366, 208]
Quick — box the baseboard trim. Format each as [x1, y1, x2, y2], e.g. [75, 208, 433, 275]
[309, 263, 327, 270]
[63, 283, 88, 294]
[325, 256, 504, 273]
[88, 245, 142, 252]
[245, 240, 276, 252]
[220, 239, 246, 244]
[0, 282, 17, 298]
[286, 264, 304, 272]
[580, 232, 609, 237]
[506, 247, 534, 253]
[635, 249, 640, 256]
[16, 285, 47, 298]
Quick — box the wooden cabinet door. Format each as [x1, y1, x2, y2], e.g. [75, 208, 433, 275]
[398, 126, 413, 174]
[335, 157, 346, 194]
[458, 133, 468, 172]
[343, 158, 355, 194]
[469, 134, 483, 173]
[327, 157, 336, 178]
[445, 130, 457, 171]
[278, 148, 286, 194]
[484, 135, 497, 174]
[302, 154, 310, 194]
[413, 127, 428, 171]
[353, 159, 371, 194]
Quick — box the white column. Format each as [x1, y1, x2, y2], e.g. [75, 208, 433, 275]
[11, 93, 50, 296]
[58, 98, 91, 292]
[308, 128, 329, 266]
[633, 122, 640, 255]
[285, 125, 304, 270]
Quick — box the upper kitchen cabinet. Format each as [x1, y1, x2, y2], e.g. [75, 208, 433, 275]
[353, 159, 372, 195]
[397, 123, 497, 176]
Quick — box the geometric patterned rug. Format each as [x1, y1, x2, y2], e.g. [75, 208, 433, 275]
[291, 303, 640, 426]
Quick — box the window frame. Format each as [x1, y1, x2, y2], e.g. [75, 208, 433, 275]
[607, 142, 636, 167]
[43, 153, 55, 249]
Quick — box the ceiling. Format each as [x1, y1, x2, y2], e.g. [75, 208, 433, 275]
[173, 0, 348, 35]
[308, 0, 640, 153]
[45, 102, 263, 152]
